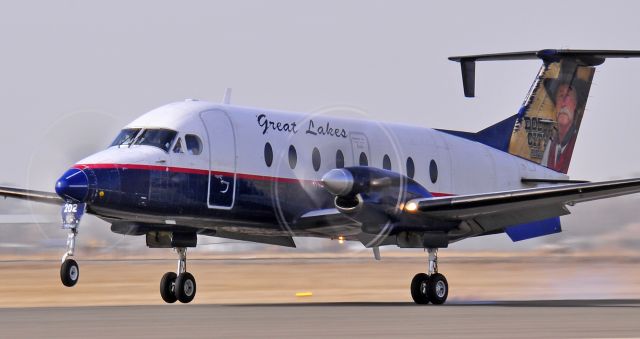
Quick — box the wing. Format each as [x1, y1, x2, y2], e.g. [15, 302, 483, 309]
[209, 229, 297, 248]
[406, 178, 640, 235]
[296, 208, 360, 228]
[0, 214, 58, 224]
[294, 208, 362, 237]
[0, 186, 63, 205]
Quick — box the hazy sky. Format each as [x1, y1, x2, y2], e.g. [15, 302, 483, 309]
[0, 0, 638, 251]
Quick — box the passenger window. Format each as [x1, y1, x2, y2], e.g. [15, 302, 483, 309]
[173, 138, 184, 153]
[335, 150, 344, 168]
[406, 157, 415, 179]
[359, 152, 368, 166]
[312, 147, 321, 172]
[382, 154, 391, 170]
[264, 142, 273, 167]
[429, 159, 438, 183]
[289, 145, 297, 169]
[185, 135, 203, 155]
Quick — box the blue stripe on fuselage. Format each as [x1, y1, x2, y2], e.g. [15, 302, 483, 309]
[87, 166, 333, 228]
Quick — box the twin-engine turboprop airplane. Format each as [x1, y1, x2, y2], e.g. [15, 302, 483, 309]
[2, 49, 640, 305]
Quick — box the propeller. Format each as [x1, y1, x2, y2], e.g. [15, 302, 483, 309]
[15, 109, 136, 252]
[269, 105, 410, 249]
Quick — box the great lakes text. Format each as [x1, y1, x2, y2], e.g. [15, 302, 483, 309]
[257, 114, 348, 138]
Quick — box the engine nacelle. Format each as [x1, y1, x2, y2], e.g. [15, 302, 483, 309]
[322, 167, 433, 227]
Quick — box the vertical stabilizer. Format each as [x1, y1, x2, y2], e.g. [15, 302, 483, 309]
[508, 60, 595, 173]
[448, 49, 640, 174]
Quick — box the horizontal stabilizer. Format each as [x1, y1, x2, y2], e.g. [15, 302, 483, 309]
[449, 49, 640, 97]
[521, 178, 589, 184]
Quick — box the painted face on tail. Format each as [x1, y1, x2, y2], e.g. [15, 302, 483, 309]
[555, 84, 577, 136]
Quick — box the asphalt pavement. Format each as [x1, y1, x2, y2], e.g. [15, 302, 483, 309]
[2, 300, 639, 338]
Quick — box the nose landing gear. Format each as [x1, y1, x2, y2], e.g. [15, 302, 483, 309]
[160, 247, 197, 304]
[60, 229, 79, 287]
[410, 248, 449, 305]
[59, 203, 85, 287]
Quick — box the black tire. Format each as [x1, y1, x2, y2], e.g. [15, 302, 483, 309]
[160, 272, 178, 303]
[175, 272, 196, 304]
[410, 273, 430, 304]
[60, 259, 79, 287]
[427, 273, 448, 305]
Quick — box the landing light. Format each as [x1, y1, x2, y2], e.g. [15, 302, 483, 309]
[404, 201, 418, 213]
[338, 236, 345, 244]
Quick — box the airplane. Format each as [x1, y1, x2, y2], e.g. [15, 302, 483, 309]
[2, 49, 640, 305]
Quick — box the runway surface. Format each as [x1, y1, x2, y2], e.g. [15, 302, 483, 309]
[2, 300, 639, 338]
[2, 256, 640, 307]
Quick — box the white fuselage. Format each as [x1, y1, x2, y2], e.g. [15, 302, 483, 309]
[90, 100, 564, 192]
[74, 100, 567, 237]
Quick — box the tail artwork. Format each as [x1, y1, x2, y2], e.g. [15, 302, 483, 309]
[509, 60, 594, 173]
[447, 50, 640, 174]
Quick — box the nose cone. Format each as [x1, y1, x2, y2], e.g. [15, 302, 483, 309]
[321, 169, 354, 196]
[55, 168, 90, 202]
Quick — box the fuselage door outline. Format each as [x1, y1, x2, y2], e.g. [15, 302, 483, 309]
[200, 109, 237, 210]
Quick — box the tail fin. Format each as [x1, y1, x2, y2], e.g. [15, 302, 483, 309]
[448, 49, 640, 174]
[510, 59, 594, 173]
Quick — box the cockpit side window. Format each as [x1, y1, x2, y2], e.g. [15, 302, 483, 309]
[173, 137, 184, 153]
[110, 128, 141, 148]
[134, 129, 177, 152]
[185, 134, 203, 155]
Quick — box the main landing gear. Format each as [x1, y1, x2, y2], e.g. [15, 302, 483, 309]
[410, 248, 448, 305]
[160, 247, 197, 304]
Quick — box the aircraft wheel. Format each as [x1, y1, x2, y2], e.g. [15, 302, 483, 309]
[160, 272, 178, 303]
[427, 273, 448, 305]
[60, 258, 79, 287]
[410, 273, 430, 304]
[175, 272, 196, 303]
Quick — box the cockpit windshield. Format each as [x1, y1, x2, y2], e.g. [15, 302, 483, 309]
[133, 129, 177, 152]
[110, 128, 141, 148]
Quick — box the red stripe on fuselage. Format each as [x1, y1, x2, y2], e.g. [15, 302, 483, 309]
[75, 163, 209, 175]
[74, 163, 307, 184]
[73, 163, 454, 196]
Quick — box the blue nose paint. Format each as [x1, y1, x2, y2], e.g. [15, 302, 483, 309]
[55, 168, 90, 203]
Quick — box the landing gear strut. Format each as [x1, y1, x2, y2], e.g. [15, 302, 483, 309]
[160, 247, 197, 304]
[410, 248, 448, 305]
[59, 203, 85, 287]
[60, 228, 79, 287]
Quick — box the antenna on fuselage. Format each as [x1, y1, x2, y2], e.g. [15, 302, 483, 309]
[222, 88, 232, 104]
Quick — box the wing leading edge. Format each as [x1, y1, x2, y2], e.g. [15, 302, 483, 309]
[405, 178, 640, 236]
[0, 186, 63, 205]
